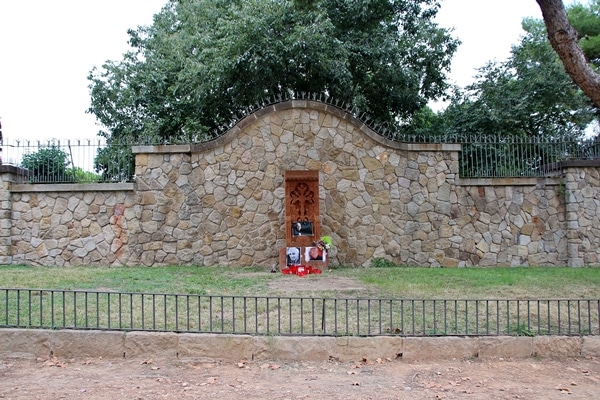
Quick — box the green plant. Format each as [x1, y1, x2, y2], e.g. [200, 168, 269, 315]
[21, 144, 71, 183]
[370, 257, 398, 268]
[510, 323, 535, 337]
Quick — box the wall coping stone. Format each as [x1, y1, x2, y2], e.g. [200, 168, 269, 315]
[10, 183, 135, 192]
[457, 177, 562, 186]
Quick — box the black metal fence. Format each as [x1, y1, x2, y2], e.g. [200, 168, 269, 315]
[2, 134, 600, 183]
[2, 138, 134, 184]
[1, 289, 598, 336]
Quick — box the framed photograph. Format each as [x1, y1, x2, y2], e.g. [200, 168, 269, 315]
[292, 221, 314, 237]
[286, 247, 302, 265]
[305, 246, 326, 262]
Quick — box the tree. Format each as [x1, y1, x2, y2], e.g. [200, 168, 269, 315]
[94, 144, 135, 182]
[537, 0, 600, 108]
[21, 145, 72, 183]
[425, 18, 597, 177]
[568, 0, 600, 67]
[431, 18, 595, 138]
[87, 0, 459, 143]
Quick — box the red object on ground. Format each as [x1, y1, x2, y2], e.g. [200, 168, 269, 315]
[281, 265, 321, 276]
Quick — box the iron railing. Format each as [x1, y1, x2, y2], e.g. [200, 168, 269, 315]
[2, 138, 134, 184]
[2, 134, 599, 183]
[1, 289, 598, 336]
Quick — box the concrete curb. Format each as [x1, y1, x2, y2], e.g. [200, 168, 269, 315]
[1, 329, 598, 362]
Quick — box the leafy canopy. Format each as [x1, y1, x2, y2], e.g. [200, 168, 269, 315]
[87, 0, 458, 142]
[431, 18, 596, 139]
[21, 145, 71, 183]
[568, 0, 600, 67]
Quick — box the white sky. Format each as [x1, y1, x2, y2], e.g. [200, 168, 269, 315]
[0, 0, 584, 141]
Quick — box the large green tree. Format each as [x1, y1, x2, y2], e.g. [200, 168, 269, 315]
[434, 18, 595, 139]
[422, 17, 597, 176]
[87, 0, 458, 142]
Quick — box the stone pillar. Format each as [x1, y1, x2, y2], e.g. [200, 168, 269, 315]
[563, 167, 584, 267]
[0, 165, 18, 264]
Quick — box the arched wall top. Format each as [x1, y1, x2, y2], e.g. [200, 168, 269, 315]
[131, 99, 460, 155]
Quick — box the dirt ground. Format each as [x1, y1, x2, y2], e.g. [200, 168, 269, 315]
[2, 274, 599, 399]
[1, 355, 599, 400]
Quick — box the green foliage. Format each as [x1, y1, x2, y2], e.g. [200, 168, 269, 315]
[21, 145, 72, 183]
[438, 18, 595, 139]
[94, 144, 135, 182]
[70, 167, 102, 183]
[420, 18, 598, 176]
[87, 0, 459, 142]
[510, 323, 535, 337]
[370, 257, 400, 268]
[568, 0, 600, 67]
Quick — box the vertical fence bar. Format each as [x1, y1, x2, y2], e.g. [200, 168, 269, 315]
[454, 300, 458, 335]
[475, 300, 479, 335]
[311, 298, 316, 335]
[345, 299, 349, 335]
[73, 291, 77, 328]
[107, 292, 111, 329]
[558, 300, 561, 335]
[231, 297, 235, 333]
[322, 299, 326, 334]
[116, 292, 122, 329]
[16, 290, 21, 326]
[163, 294, 168, 331]
[51, 291, 55, 328]
[443, 300, 448, 334]
[27, 290, 32, 327]
[220, 297, 224, 333]
[465, 300, 469, 335]
[209, 296, 213, 333]
[334, 299, 339, 335]
[568, 300, 572, 335]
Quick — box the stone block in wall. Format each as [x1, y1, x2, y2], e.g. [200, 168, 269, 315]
[124, 331, 179, 359]
[336, 336, 403, 362]
[581, 336, 600, 357]
[402, 337, 478, 361]
[51, 330, 125, 359]
[478, 336, 533, 359]
[252, 336, 338, 362]
[0, 328, 52, 359]
[177, 333, 254, 361]
[533, 336, 582, 358]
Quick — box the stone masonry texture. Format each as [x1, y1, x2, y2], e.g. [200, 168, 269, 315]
[2, 100, 600, 267]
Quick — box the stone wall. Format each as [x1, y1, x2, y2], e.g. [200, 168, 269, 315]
[2, 100, 600, 267]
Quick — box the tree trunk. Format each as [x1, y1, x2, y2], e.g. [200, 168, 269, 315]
[536, 0, 600, 108]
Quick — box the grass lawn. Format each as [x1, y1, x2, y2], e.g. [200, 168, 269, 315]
[0, 264, 599, 299]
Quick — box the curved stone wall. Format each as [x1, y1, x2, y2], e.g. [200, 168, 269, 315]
[2, 101, 600, 267]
